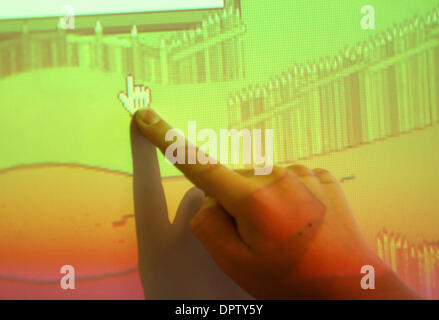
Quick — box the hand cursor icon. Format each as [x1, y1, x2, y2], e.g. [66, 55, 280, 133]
[118, 75, 152, 115]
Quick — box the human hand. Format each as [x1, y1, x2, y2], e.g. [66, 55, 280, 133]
[130, 119, 252, 299]
[133, 107, 419, 300]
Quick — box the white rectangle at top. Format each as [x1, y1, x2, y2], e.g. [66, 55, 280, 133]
[0, 0, 224, 20]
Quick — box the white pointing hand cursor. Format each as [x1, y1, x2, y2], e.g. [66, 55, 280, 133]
[118, 75, 152, 115]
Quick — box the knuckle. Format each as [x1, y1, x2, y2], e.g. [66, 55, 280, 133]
[287, 164, 312, 177]
[234, 169, 254, 177]
[270, 165, 285, 175]
[190, 213, 204, 234]
[190, 199, 216, 234]
[313, 168, 337, 183]
[313, 168, 330, 175]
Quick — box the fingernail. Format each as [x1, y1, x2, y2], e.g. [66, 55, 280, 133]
[137, 108, 160, 126]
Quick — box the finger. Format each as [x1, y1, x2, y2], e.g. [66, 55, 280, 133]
[134, 86, 142, 110]
[146, 87, 152, 105]
[286, 164, 314, 178]
[312, 168, 338, 184]
[130, 119, 172, 246]
[126, 75, 135, 98]
[118, 93, 131, 114]
[233, 169, 255, 177]
[140, 87, 148, 108]
[173, 187, 205, 232]
[143, 86, 151, 107]
[118, 92, 128, 105]
[190, 198, 250, 268]
[235, 166, 286, 187]
[138, 90, 144, 109]
[134, 108, 253, 210]
[285, 164, 323, 198]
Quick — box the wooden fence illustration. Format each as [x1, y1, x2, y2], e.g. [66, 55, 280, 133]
[0, 7, 246, 85]
[377, 229, 439, 299]
[227, 7, 439, 165]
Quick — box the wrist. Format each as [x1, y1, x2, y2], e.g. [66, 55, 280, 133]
[284, 248, 421, 299]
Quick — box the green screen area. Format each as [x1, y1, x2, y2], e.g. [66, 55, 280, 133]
[0, 0, 437, 178]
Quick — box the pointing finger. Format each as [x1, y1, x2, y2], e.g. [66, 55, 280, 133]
[134, 108, 254, 213]
[126, 75, 135, 98]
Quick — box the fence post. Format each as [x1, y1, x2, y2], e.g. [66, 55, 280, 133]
[160, 39, 170, 85]
[201, 19, 212, 83]
[131, 25, 143, 80]
[94, 20, 103, 70]
[20, 22, 31, 72]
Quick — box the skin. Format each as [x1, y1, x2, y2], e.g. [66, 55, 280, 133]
[133, 107, 421, 300]
[130, 119, 252, 299]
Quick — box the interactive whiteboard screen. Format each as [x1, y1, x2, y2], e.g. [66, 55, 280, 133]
[1, 0, 439, 301]
[0, 0, 224, 20]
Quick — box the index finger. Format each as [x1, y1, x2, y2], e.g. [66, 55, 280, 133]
[125, 75, 135, 98]
[133, 108, 254, 210]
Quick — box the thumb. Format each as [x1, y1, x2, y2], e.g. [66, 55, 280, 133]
[130, 118, 171, 241]
[191, 198, 251, 275]
[118, 92, 128, 103]
[173, 186, 205, 233]
[118, 92, 131, 112]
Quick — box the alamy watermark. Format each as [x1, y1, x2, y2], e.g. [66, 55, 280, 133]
[361, 5, 375, 30]
[60, 5, 75, 30]
[164, 121, 274, 176]
[360, 265, 375, 290]
[60, 265, 75, 290]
